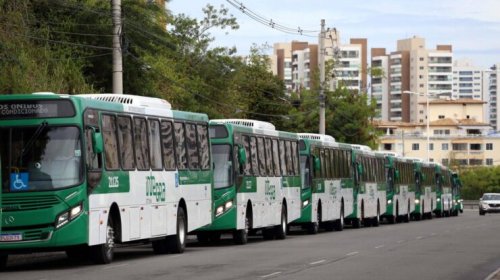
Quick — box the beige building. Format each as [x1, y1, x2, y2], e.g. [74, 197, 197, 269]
[376, 98, 500, 167]
[371, 36, 453, 123]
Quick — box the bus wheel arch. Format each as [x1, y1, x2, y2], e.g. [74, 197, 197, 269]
[275, 199, 288, 239]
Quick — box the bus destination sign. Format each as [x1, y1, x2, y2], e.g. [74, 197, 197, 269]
[0, 100, 75, 119]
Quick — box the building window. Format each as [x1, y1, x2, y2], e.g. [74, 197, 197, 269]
[442, 159, 449, 166]
[429, 158, 434, 162]
[486, 143, 493, 150]
[384, 143, 393, 150]
[469, 159, 483, 166]
[419, 66, 424, 70]
[419, 57, 424, 61]
[442, 143, 449, 150]
[429, 143, 434, 151]
[452, 143, 467, 151]
[412, 143, 419, 150]
[438, 115, 445, 119]
[419, 84, 424, 88]
[470, 143, 481, 151]
[486, 158, 493, 165]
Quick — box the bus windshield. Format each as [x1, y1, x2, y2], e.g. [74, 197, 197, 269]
[212, 144, 233, 189]
[0, 126, 83, 192]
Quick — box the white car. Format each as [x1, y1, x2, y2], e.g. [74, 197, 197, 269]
[479, 193, 500, 215]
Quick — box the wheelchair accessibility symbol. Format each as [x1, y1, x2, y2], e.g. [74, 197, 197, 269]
[10, 172, 29, 191]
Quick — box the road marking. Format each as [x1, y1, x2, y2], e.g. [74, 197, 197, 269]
[261, 272, 282, 278]
[416, 236, 423, 240]
[346, 251, 359, 256]
[102, 263, 129, 270]
[310, 259, 326, 265]
[397, 240, 405, 244]
[375, 245, 384, 249]
[430, 233, 436, 236]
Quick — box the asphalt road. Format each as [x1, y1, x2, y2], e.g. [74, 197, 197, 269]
[2, 210, 500, 280]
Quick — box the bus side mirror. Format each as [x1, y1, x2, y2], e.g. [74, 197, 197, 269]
[238, 146, 246, 166]
[394, 170, 400, 180]
[313, 156, 321, 172]
[92, 130, 104, 154]
[357, 163, 363, 175]
[422, 174, 426, 181]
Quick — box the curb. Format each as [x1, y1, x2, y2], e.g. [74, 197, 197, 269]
[485, 267, 500, 280]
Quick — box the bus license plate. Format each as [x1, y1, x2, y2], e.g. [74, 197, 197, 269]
[0, 233, 22, 242]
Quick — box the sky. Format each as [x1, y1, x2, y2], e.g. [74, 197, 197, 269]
[168, 0, 500, 69]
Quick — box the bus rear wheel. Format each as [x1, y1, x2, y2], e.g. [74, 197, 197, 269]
[275, 206, 287, 240]
[333, 205, 344, 231]
[90, 217, 115, 264]
[166, 207, 187, 254]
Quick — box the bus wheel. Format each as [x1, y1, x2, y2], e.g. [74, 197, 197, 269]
[308, 207, 320, 234]
[275, 206, 287, 240]
[233, 214, 250, 245]
[372, 203, 380, 227]
[166, 207, 187, 254]
[90, 217, 115, 264]
[333, 205, 344, 231]
[0, 254, 8, 270]
[352, 218, 361, 228]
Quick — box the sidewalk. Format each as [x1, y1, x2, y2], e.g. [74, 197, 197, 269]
[485, 268, 500, 280]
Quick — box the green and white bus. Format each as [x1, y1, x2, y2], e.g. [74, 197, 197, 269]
[197, 119, 301, 244]
[434, 164, 453, 217]
[413, 160, 437, 220]
[450, 171, 463, 216]
[348, 145, 386, 227]
[293, 133, 353, 233]
[0, 93, 213, 268]
[381, 155, 416, 223]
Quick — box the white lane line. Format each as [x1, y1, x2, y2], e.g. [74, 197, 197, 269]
[430, 233, 436, 236]
[397, 240, 405, 244]
[416, 236, 423, 240]
[261, 272, 282, 278]
[346, 251, 359, 256]
[102, 263, 129, 270]
[375, 245, 384, 249]
[310, 259, 326, 265]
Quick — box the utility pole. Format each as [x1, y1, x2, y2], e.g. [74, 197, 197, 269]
[112, 0, 123, 94]
[319, 19, 326, 135]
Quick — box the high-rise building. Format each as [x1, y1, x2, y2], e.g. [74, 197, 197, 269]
[371, 48, 389, 120]
[371, 36, 453, 123]
[486, 64, 500, 131]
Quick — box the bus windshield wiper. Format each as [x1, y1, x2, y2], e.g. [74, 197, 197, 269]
[20, 121, 48, 159]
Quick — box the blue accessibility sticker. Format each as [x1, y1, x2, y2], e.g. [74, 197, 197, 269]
[10, 172, 29, 191]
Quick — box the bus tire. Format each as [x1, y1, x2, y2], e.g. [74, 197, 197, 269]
[308, 206, 320, 234]
[0, 254, 8, 270]
[90, 217, 115, 264]
[233, 213, 250, 245]
[333, 205, 344, 231]
[166, 207, 187, 254]
[352, 218, 361, 228]
[372, 203, 380, 227]
[275, 206, 287, 240]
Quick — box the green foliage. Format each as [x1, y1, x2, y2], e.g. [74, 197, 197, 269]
[459, 166, 500, 200]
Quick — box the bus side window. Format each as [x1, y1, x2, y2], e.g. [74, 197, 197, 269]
[279, 140, 287, 176]
[102, 114, 119, 170]
[242, 135, 252, 176]
[185, 123, 200, 170]
[197, 124, 210, 170]
[285, 141, 293, 176]
[272, 139, 280, 176]
[174, 122, 187, 170]
[134, 117, 150, 170]
[250, 136, 259, 176]
[149, 119, 163, 170]
[160, 120, 176, 170]
[257, 137, 266, 176]
[117, 116, 135, 170]
[292, 141, 299, 176]
[264, 138, 273, 176]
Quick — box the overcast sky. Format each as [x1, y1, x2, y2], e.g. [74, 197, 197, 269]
[168, 0, 499, 69]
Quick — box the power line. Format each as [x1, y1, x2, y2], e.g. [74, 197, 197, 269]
[226, 0, 318, 38]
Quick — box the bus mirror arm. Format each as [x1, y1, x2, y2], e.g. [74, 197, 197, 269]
[238, 146, 247, 166]
[89, 127, 103, 154]
[313, 156, 321, 172]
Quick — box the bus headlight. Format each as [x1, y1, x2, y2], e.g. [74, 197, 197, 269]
[302, 199, 310, 208]
[215, 206, 224, 217]
[415, 199, 420, 204]
[387, 199, 392, 205]
[225, 200, 233, 210]
[437, 198, 441, 202]
[55, 203, 84, 229]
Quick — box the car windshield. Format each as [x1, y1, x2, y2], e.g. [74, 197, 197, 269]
[1, 126, 83, 192]
[482, 194, 500, 201]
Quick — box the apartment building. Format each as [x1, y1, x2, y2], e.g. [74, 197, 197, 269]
[371, 48, 389, 120]
[271, 30, 367, 94]
[376, 98, 500, 167]
[371, 36, 453, 123]
[485, 64, 500, 131]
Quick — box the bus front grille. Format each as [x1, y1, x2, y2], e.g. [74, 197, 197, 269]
[2, 195, 61, 212]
